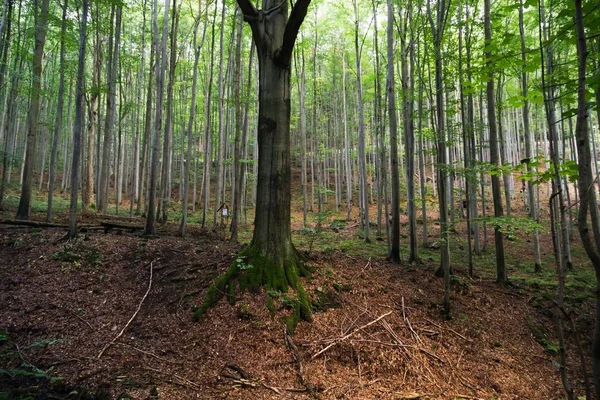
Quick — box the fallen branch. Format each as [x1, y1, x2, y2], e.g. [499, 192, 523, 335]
[0, 219, 99, 231]
[285, 327, 320, 399]
[143, 365, 201, 390]
[419, 348, 445, 364]
[97, 261, 155, 359]
[423, 318, 470, 342]
[402, 297, 420, 344]
[312, 311, 392, 359]
[221, 364, 308, 395]
[116, 343, 182, 364]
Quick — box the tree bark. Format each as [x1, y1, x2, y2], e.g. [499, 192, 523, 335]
[15, 0, 50, 220]
[519, 0, 542, 272]
[196, 0, 313, 328]
[484, 0, 506, 283]
[387, 0, 400, 263]
[180, 1, 203, 237]
[427, 0, 451, 314]
[231, 9, 245, 241]
[158, 0, 178, 224]
[46, 0, 68, 222]
[353, 0, 370, 243]
[145, 0, 170, 235]
[68, 0, 88, 237]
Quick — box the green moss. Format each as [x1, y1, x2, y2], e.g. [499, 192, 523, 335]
[194, 242, 313, 331]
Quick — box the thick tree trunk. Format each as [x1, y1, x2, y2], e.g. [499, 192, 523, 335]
[197, 0, 312, 330]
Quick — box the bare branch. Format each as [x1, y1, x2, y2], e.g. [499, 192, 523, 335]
[236, 0, 258, 21]
[277, 0, 310, 66]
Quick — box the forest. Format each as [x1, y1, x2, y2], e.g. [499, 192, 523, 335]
[0, 0, 599, 398]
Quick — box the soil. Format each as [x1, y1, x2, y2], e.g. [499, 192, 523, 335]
[0, 211, 591, 399]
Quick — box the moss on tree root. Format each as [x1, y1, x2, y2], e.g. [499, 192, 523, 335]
[193, 243, 313, 332]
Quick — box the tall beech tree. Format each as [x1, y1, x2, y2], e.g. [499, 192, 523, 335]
[427, 0, 451, 314]
[195, 0, 313, 329]
[484, 0, 506, 283]
[573, 0, 600, 394]
[47, 0, 68, 222]
[145, 0, 170, 235]
[387, 0, 400, 263]
[69, 0, 88, 238]
[15, 0, 50, 220]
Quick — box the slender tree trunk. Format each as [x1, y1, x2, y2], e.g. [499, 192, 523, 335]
[496, 75, 512, 216]
[387, 0, 400, 263]
[130, 0, 148, 216]
[342, 51, 351, 221]
[213, 0, 227, 227]
[69, 0, 88, 237]
[400, 0, 418, 263]
[353, 0, 370, 243]
[46, 0, 68, 221]
[297, 45, 308, 227]
[231, 10, 244, 241]
[372, 0, 383, 237]
[484, 0, 506, 283]
[519, 0, 542, 272]
[16, 0, 50, 220]
[458, 0, 473, 274]
[158, 0, 178, 223]
[138, 45, 154, 216]
[427, 0, 451, 314]
[145, 0, 170, 235]
[0, 0, 20, 210]
[201, 2, 217, 227]
[180, 2, 203, 237]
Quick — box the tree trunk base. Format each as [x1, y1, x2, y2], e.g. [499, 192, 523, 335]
[194, 243, 313, 333]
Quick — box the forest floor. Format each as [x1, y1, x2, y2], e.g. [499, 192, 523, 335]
[0, 185, 597, 399]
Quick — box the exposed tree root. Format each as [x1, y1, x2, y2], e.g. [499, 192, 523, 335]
[194, 241, 313, 332]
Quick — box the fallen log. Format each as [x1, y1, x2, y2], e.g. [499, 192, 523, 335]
[96, 214, 144, 222]
[99, 220, 145, 232]
[0, 219, 69, 228]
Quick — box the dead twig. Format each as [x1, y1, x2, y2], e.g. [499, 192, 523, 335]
[312, 311, 392, 359]
[419, 348, 445, 364]
[97, 260, 155, 359]
[402, 297, 420, 344]
[285, 327, 320, 399]
[116, 343, 182, 364]
[423, 318, 470, 342]
[143, 365, 201, 390]
[52, 304, 94, 330]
